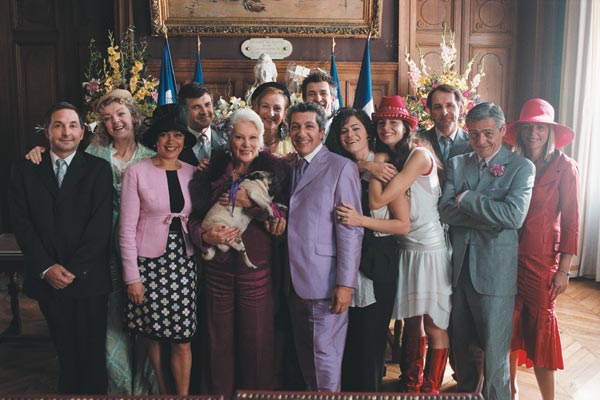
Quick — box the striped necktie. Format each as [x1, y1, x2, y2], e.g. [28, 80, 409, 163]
[55, 159, 67, 187]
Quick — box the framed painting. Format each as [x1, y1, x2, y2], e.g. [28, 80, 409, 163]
[150, 0, 382, 38]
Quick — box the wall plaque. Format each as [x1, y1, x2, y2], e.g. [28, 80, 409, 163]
[241, 38, 292, 60]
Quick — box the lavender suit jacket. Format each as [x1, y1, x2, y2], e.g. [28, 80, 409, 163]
[287, 146, 364, 299]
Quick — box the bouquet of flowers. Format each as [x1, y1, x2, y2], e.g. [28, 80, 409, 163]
[213, 96, 248, 131]
[404, 30, 485, 131]
[82, 27, 158, 124]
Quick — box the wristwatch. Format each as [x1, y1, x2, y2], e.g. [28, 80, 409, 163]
[557, 269, 571, 276]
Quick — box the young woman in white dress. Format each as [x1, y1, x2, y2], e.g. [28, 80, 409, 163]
[368, 96, 452, 394]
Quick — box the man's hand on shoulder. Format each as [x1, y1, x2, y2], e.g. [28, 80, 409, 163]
[44, 264, 75, 289]
[329, 285, 353, 314]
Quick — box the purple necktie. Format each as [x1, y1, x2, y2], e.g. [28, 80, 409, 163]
[292, 158, 307, 193]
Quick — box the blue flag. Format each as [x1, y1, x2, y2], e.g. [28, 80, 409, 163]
[330, 51, 343, 109]
[352, 37, 374, 115]
[193, 37, 204, 84]
[158, 36, 177, 105]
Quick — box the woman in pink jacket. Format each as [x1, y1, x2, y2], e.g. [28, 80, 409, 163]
[119, 103, 197, 395]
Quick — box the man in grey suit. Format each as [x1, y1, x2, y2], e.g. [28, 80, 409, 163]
[285, 101, 363, 391]
[177, 82, 228, 166]
[439, 103, 535, 399]
[420, 84, 472, 165]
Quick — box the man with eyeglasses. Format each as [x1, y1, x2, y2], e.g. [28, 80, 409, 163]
[439, 102, 535, 399]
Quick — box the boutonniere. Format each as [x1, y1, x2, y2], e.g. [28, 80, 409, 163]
[489, 163, 505, 177]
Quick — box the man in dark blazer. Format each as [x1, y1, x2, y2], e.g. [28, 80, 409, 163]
[300, 70, 338, 142]
[9, 102, 113, 394]
[439, 103, 535, 399]
[177, 82, 228, 166]
[420, 84, 472, 166]
[285, 102, 363, 391]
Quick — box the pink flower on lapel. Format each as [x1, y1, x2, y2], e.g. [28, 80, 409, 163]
[489, 163, 505, 177]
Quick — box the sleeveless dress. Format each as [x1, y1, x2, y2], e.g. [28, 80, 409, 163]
[392, 147, 452, 329]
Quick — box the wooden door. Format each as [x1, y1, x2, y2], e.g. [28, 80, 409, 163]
[0, 0, 114, 231]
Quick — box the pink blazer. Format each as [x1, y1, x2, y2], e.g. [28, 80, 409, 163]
[119, 159, 195, 284]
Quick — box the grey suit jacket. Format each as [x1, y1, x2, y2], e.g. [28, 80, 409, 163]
[179, 125, 228, 166]
[439, 146, 535, 296]
[421, 127, 472, 163]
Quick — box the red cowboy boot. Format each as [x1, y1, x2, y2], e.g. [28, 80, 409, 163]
[400, 336, 427, 392]
[421, 347, 449, 394]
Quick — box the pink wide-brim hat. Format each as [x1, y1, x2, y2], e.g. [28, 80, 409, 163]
[372, 96, 418, 130]
[505, 98, 574, 148]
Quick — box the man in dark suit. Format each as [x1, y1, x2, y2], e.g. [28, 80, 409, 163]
[300, 70, 338, 142]
[420, 84, 472, 165]
[9, 102, 113, 394]
[177, 82, 228, 166]
[439, 102, 535, 399]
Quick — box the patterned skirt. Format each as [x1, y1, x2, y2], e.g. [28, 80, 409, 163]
[125, 232, 197, 343]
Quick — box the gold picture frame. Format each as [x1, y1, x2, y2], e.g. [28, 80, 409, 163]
[150, 0, 382, 38]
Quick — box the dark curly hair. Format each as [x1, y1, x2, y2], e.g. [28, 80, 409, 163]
[374, 119, 413, 171]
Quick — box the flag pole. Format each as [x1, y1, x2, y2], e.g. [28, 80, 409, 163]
[329, 36, 343, 109]
[193, 34, 205, 84]
[158, 24, 178, 104]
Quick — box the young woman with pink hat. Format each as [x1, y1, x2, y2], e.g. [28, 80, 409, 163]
[505, 98, 579, 400]
[341, 96, 452, 393]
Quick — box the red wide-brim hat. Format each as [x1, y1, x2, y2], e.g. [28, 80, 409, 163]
[372, 96, 418, 130]
[505, 98, 574, 148]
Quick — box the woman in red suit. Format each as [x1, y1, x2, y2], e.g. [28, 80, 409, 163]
[504, 98, 579, 400]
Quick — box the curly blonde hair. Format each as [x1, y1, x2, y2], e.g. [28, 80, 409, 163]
[93, 95, 144, 146]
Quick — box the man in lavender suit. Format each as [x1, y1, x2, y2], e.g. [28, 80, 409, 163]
[285, 101, 363, 391]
